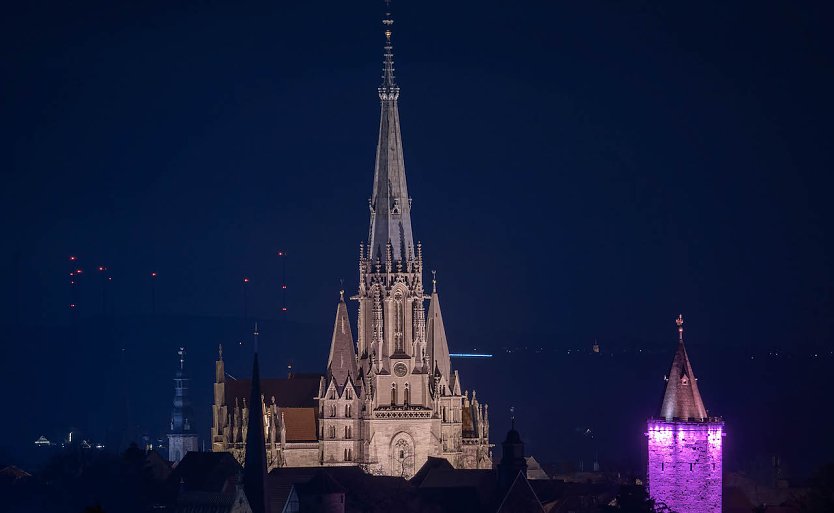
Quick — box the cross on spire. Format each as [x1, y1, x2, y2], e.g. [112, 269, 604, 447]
[676, 314, 684, 343]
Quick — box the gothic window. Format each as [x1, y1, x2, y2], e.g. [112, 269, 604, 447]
[346, 388, 352, 400]
[330, 390, 335, 399]
[329, 426, 336, 439]
[442, 407, 447, 422]
[345, 426, 352, 439]
[348, 448, 352, 461]
[394, 291, 404, 353]
[330, 405, 336, 418]
[404, 383, 410, 406]
[391, 383, 398, 405]
[344, 448, 348, 461]
[345, 404, 351, 417]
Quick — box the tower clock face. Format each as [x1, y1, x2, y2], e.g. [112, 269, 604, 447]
[394, 363, 408, 377]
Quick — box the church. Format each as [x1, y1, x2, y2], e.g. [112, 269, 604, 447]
[208, 6, 492, 478]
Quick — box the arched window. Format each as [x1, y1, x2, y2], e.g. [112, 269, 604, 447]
[391, 383, 397, 405]
[330, 405, 336, 418]
[404, 383, 410, 406]
[394, 291, 404, 353]
[345, 404, 351, 417]
[329, 426, 336, 439]
[348, 448, 352, 461]
[345, 426, 351, 439]
[346, 388, 352, 400]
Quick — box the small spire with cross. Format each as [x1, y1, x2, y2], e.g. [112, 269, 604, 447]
[253, 322, 260, 353]
[431, 270, 437, 293]
[676, 314, 684, 343]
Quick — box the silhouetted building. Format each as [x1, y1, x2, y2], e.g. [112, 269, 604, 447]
[646, 315, 724, 513]
[243, 326, 270, 513]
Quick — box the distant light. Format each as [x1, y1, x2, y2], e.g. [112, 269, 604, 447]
[282, 284, 287, 289]
[69, 303, 76, 308]
[151, 272, 158, 278]
[243, 277, 250, 283]
[75, 269, 83, 274]
[450, 353, 493, 358]
[69, 256, 77, 261]
[277, 251, 285, 256]
[281, 307, 288, 312]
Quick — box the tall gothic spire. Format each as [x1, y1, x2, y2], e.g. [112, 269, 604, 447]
[243, 324, 270, 513]
[659, 315, 708, 421]
[368, 0, 414, 265]
[327, 290, 359, 392]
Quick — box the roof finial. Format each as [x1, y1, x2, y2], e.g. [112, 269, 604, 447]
[676, 314, 684, 343]
[253, 322, 260, 353]
[339, 279, 345, 302]
[431, 270, 437, 293]
[379, 0, 399, 100]
[510, 406, 516, 430]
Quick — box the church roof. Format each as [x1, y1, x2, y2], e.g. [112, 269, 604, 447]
[368, 7, 414, 265]
[280, 408, 318, 443]
[426, 282, 451, 382]
[167, 452, 241, 494]
[326, 293, 358, 392]
[224, 375, 320, 409]
[659, 315, 708, 421]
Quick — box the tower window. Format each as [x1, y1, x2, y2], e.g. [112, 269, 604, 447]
[404, 384, 410, 406]
[391, 383, 397, 405]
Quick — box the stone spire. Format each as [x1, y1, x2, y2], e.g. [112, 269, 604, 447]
[243, 324, 270, 513]
[426, 272, 451, 381]
[327, 290, 359, 392]
[368, 0, 414, 265]
[659, 315, 708, 421]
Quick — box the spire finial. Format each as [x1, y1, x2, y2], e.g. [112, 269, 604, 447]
[676, 314, 684, 343]
[510, 406, 516, 430]
[253, 322, 260, 353]
[218, 343, 223, 361]
[379, 0, 399, 100]
[431, 270, 437, 293]
[339, 279, 345, 301]
[178, 346, 185, 370]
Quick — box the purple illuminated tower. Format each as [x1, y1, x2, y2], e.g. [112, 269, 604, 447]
[646, 315, 723, 513]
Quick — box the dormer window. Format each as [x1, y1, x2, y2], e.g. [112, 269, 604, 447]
[392, 198, 401, 214]
[681, 375, 690, 386]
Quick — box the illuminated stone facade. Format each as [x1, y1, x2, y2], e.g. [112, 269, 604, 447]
[211, 7, 492, 476]
[168, 348, 199, 465]
[646, 316, 723, 513]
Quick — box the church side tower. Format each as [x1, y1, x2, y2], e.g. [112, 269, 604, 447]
[646, 315, 723, 513]
[319, 291, 363, 466]
[168, 347, 199, 465]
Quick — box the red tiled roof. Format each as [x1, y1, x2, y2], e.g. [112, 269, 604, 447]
[281, 408, 318, 442]
[224, 375, 321, 409]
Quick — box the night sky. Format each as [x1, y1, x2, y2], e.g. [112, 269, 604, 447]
[2, 0, 833, 476]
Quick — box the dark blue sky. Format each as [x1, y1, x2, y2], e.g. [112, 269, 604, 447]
[2, 0, 834, 471]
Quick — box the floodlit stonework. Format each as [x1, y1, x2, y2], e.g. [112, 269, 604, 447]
[646, 316, 723, 513]
[211, 7, 492, 477]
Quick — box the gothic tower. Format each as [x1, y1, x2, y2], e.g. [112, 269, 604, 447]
[317, 2, 490, 477]
[646, 315, 723, 513]
[167, 347, 198, 465]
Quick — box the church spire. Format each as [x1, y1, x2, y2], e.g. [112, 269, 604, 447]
[327, 289, 359, 392]
[426, 273, 451, 381]
[243, 324, 270, 513]
[368, 0, 414, 265]
[659, 315, 708, 421]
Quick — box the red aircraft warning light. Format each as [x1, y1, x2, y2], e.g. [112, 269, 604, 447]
[69, 256, 77, 261]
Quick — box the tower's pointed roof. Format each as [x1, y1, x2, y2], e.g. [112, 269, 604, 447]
[659, 315, 708, 421]
[368, 3, 414, 265]
[426, 275, 451, 381]
[243, 325, 270, 513]
[327, 290, 358, 392]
